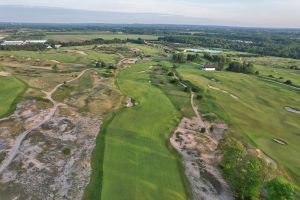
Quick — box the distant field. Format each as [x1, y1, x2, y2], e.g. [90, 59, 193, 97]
[95, 61, 187, 200]
[0, 76, 26, 117]
[46, 32, 158, 42]
[255, 65, 300, 86]
[178, 65, 300, 185]
[0, 46, 120, 65]
[244, 56, 300, 69]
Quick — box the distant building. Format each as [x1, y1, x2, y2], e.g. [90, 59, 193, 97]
[24, 40, 47, 44]
[1, 40, 48, 46]
[54, 44, 62, 49]
[1, 41, 24, 46]
[201, 64, 216, 71]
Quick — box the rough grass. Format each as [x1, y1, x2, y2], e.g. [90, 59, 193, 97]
[177, 64, 300, 186]
[150, 64, 195, 118]
[97, 61, 187, 200]
[0, 77, 27, 117]
[0, 46, 119, 65]
[46, 32, 158, 42]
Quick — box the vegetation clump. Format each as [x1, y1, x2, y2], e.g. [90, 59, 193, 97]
[219, 135, 279, 200]
[227, 61, 255, 74]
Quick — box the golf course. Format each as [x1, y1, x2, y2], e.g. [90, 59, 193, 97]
[177, 64, 300, 185]
[85, 61, 188, 200]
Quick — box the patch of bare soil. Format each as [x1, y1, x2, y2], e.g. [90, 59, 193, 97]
[170, 117, 233, 200]
[67, 50, 87, 56]
[0, 100, 100, 200]
[115, 58, 139, 68]
[0, 71, 11, 77]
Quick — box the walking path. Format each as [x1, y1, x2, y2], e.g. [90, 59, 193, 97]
[0, 69, 92, 174]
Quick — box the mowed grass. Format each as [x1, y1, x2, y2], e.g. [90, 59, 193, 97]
[178, 65, 300, 185]
[99, 61, 187, 200]
[46, 32, 158, 42]
[0, 76, 27, 117]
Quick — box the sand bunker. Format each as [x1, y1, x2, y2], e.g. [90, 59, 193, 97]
[285, 107, 300, 115]
[273, 138, 288, 145]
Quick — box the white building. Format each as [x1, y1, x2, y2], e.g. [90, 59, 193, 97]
[24, 40, 47, 44]
[1, 41, 25, 46]
[201, 65, 216, 71]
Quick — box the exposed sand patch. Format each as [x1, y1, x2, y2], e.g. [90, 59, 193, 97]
[48, 60, 60, 64]
[67, 50, 87, 56]
[273, 138, 288, 145]
[170, 118, 233, 200]
[285, 106, 300, 115]
[0, 71, 11, 77]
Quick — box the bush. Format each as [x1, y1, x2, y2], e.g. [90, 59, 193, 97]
[284, 80, 293, 85]
[62, 148, 71, 156]
[219, 135, 273, 200]
[167, 71, 174, 76]
[266, 177, 295, 200]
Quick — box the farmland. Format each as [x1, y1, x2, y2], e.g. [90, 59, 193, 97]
[46, 32, 158, 42]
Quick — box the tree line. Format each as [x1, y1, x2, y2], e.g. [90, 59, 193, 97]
[159, 35, 300, 59]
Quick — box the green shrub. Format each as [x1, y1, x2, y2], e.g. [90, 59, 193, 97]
[266, 177, 295, 200]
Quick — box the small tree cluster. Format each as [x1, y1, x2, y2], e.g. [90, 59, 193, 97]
[187, 54, 201, 62]
[172, 53, 186, 63]
[219, 135, 275, 199]
[227, 61, 255, 74]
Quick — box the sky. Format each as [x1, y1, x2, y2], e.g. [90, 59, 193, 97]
[0, 0, 300, 28]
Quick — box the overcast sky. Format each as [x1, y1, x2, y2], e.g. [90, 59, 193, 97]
[0, 0, 300, 27]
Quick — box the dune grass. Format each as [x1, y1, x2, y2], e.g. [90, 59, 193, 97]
[0, 76, 27, 117]
[177, 65, 300, 186]
[91, 61, 188, 200]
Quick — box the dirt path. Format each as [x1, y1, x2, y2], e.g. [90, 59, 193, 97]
[170, 72, 233, 199]
[0, 57, 137, 174]
[208, 85, 239, 100]
[0, 69, 92, 174]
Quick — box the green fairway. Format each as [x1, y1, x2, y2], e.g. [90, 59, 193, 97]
[94, 61, 187, 200]
[0, 76, 27, 117]
[177, 65, 300, 185]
